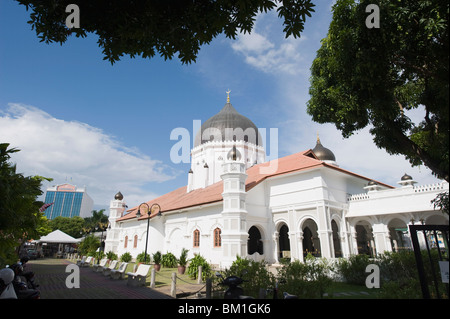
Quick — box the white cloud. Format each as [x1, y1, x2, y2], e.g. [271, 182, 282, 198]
[230, 5, 310, 78]
[0, 103, 177, 208]
[231, 32, 275, 54]
[231, 31, 307, 75]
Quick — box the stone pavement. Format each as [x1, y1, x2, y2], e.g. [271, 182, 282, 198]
[26, 258, 173, 299]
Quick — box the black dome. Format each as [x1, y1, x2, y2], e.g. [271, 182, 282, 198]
[401, 173, 413, 181]
[114, 191, 123, 200]
[194, 103, 262, 147]
[312, 138, 336, 162]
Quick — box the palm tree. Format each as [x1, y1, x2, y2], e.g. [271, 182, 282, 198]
[83, 209, 108, 233]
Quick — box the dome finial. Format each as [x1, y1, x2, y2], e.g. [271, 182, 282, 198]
[317, 131, 321, 144]
[226, 89, 231, 103]
[227, 145, 241, 161]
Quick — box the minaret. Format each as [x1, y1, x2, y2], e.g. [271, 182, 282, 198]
[220, 146, 249, 268]
[187, 169, 194, 192]
[104, 191, 127, 254]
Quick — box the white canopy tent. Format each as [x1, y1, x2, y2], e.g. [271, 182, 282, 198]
[34, 230, 81, 258]
[37, 230, 80, 244]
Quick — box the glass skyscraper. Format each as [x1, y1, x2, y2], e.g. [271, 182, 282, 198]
[43, 184, 94, 219]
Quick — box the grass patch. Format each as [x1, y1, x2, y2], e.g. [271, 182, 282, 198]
[125, 263, 199, 288]
[325, 281, 380, 299]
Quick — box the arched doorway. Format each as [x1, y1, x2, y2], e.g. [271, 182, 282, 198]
[278, 224, 290, 260]
[331, 220, 342, 258]
[355, 222, 375, 257]
[388, 218, 410, 252]
[302, 219, 321, 257]
[248, 226, 263, 255]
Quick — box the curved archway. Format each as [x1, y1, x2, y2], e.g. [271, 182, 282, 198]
[302, 219, 321, 257]
[388, 218, 410, 252]
[355, 221, 375, 257]
[425, 214, 449, 225]
[248, 226, 263, 255]
[331, 220, 342, 258]
[278, 224, 290, 260]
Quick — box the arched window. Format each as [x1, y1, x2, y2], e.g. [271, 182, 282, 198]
[214, 228, 221, 247]
[124, 236, 128, 248]
[193, 229, 200, 247]
[133, 235, 138, 248]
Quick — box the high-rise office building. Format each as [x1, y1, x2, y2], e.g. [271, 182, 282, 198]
[43, 183, 94, 219]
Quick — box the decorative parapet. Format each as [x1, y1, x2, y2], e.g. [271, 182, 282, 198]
[413, 183, 447, 193]
[347, 181, 448, 202]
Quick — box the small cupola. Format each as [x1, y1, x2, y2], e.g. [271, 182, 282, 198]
[397, 173, 417, 187]
[227, 145, 242, 161]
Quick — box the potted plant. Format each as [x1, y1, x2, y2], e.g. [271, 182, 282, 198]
[152, 251, 162, 271]
[177, 248, 189, 275]
[136, 251, 151, 264]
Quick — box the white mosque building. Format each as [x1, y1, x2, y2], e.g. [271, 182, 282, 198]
[104, 96, 449, 268]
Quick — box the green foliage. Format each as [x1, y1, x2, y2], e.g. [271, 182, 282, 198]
[431, 191, 449, 215]
[161, 252, 178, 268]
[177, 248, 189, 266]
[307, 0, 449, 181]
[136, 252, 151, 264]
[78, 234, 100, 256]
[0, 143, 52, 267]
[224, 256, 274, 298]
[106, 251, 118, 261]
[152, 251, 162, 264]
[187, 254, 212, 281]
[120, 252, 132, 262]
[277, 256, 334, 298]
[335, 254, 372, 285]
[15, 0, 315, 64]
[49, 216, 85, 238]
[377, 250, 448, 299]
[93, 250, 105, 260]
[83, 209, 109, 233]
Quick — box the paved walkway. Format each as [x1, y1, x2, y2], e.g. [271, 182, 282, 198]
[26, 258, 173, 299]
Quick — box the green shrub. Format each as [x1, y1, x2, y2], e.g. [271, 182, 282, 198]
[161, 252, 178, 268]
[187, 254, 212, 281]
[106, 251, 118, 260]
[152, 251, 162, 264]
[136, 251, 151, 264]
[377, 250, 447, 299]
[335, 254, 371, 285]
[120, 252, 132, 262]
[78, 234, 99, 255]
[92, 250, 105, 260]
[224, 256, 274, 298]
[178, 248, 189, 266]
[278, 256, 334, 299]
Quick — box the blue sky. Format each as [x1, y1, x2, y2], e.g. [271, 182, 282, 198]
[0, 0, 441, 211]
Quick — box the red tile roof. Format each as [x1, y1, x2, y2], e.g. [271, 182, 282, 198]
[117, 150, 392, 222]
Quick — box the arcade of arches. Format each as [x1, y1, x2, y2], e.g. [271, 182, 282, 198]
[245, 213, 448, 263]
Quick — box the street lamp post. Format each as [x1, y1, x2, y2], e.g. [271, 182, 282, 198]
[95, 223, 109, 264]
[136, 203, 161, 264]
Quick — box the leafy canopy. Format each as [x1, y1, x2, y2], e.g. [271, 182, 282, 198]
[307, 0, 449, 182]
[16, 0, 315, 64]
[0, 143, 53, 266]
